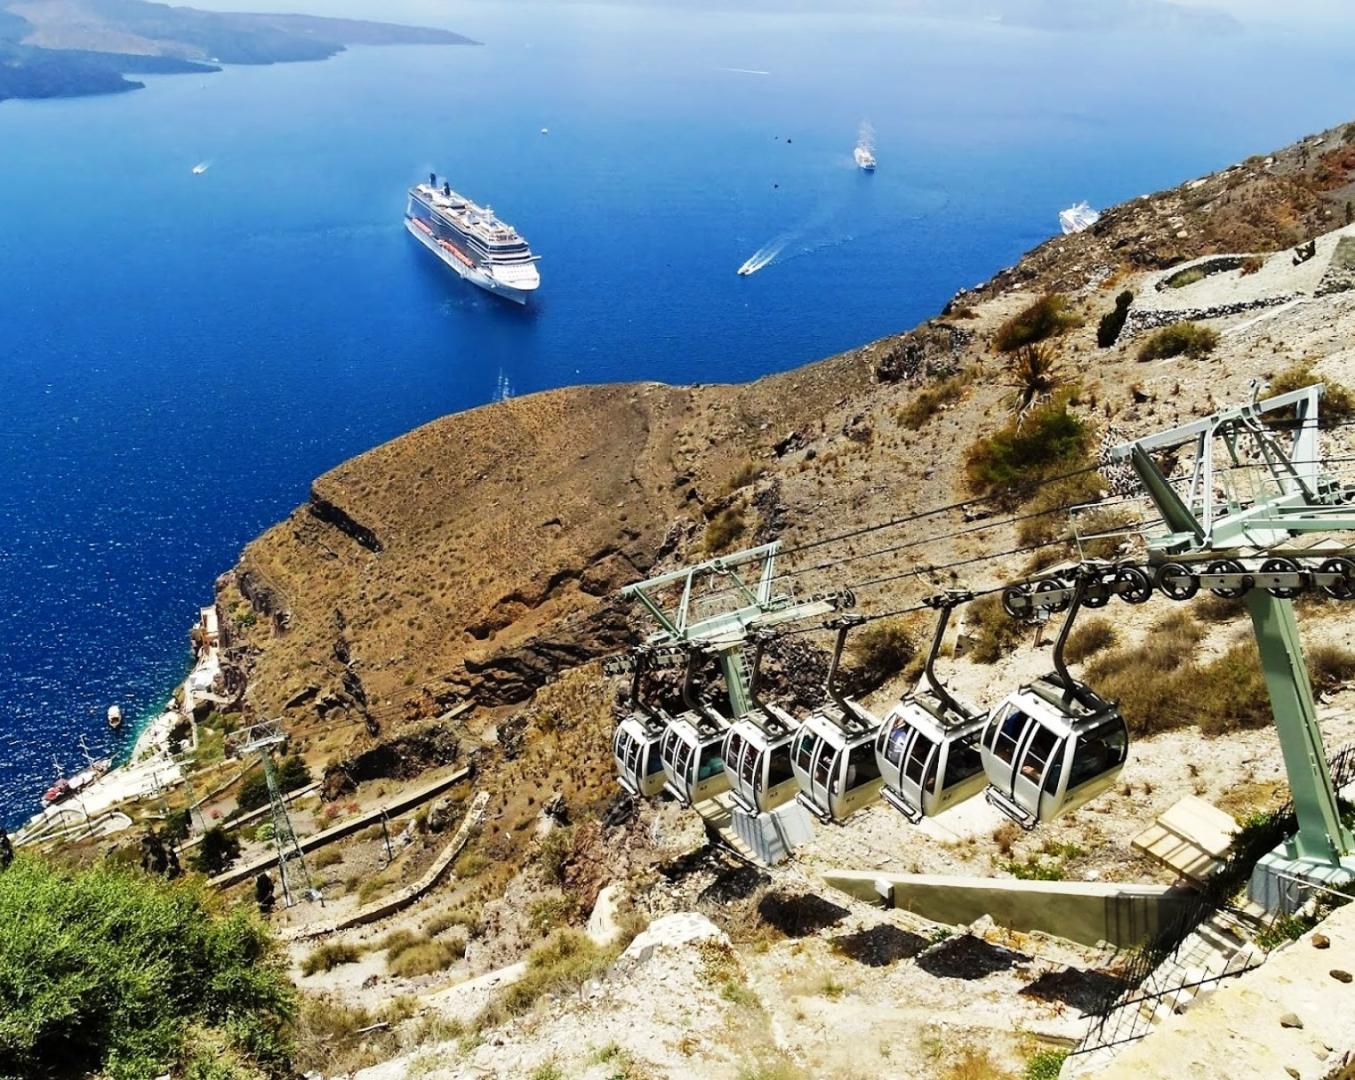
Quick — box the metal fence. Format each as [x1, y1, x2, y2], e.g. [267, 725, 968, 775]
[1072, 741, 1355, 1057]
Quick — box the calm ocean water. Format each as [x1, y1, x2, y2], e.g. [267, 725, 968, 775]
[1, 0, 1353, 826]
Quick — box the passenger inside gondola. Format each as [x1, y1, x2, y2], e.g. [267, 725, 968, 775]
[991, 706, 1027, 764]
[696, 746, 725, 782]
[1067, 721, 1126, 789]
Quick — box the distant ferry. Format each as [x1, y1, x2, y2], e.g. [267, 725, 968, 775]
[854, 144, 876, 171]
[405, 174, 540, 304]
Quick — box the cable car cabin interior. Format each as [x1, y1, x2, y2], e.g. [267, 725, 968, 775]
[723, 701, 801, 815]
[980, 674, 1128, 828]
[659, 709, 731, 806]
[876, 689, 987, 823]
[790, 703, 884, 823]
[613, 712, 670, 798]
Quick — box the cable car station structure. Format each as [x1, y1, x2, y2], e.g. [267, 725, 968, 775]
[606, 383, 1355, 912]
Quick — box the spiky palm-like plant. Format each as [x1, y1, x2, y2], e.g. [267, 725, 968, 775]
[1006, 343, 1060, 423]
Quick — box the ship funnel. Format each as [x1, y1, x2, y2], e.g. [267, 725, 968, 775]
[443, 182, 451, 197]
[429, 172, 437, 186]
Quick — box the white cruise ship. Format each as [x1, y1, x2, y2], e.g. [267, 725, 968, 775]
[405, 174, 541, 304]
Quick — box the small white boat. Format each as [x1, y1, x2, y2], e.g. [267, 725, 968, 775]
[540, 127, 549, 135]
[191, 161, 211, 175]
[107, 705, 122, 730]
[854, 120, 876, 171]
[1059, 201, 1100, 235]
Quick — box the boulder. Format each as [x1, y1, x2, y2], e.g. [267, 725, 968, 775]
[620, 912, 728, 966]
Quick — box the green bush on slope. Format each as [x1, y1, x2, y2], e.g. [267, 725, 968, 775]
[0, 855, 294, 1080]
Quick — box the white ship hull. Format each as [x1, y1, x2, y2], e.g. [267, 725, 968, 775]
[404, 217, 538, 305]
[854, 146, 876, 171]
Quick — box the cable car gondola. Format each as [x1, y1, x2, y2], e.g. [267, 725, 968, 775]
[981, 571, 1129, 828]
[614, 713, 670, 798]
[723, 635, 802, 814]
[611, 648, 673, 798]
[876, 591, 987, 822]
[791, 615, 885, 823]
[660, 710, 731, 806]
[658, 649, 731, 806]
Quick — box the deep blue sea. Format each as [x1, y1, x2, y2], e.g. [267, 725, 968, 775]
[2, 0, 1354, 827]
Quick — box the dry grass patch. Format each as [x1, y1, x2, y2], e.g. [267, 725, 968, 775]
[478, 930, 619, 1028]
[1064, 617, 1116, 664]
[388, 937, 465, 978]
[1137, 322, 1219, 362]
[896, 374, 969, 430]
[300, 941, 361, 976]
[705, 507, 747, 553]
[964, 594, 1028, 664]
[994, 293, 1077, 352]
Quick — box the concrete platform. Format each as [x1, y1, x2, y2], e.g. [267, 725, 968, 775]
[1131, 795, 1239, 886]
[825, 869, 1197, 948]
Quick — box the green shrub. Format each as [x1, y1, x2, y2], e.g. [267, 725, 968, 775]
[994, 293, 1076, 352]
[163, 808, 192, 841]
[528, 895, 578, 933]
[704, 507, 747, 554]
[1026, 1049, 1068, 1080]
[538, 827, 576, 887]
[1064, 617, 1116, 664]
[1096, 290, 1133, 348]
[0, 856, 292, 1079]
[191, 826, 240, 877]
[1006, 344, 1061, 419]
[964, 399, 1090, 500]
[236, 771, 270, 814]
[1137, 321, 1219, 362]
[300, 941, 361, 976]
[237, 756, 312, 814]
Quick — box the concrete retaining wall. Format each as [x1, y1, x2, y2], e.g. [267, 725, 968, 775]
[824, 869, 1197, 948]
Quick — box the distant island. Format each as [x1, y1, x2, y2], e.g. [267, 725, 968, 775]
[0, 0, 477, 103]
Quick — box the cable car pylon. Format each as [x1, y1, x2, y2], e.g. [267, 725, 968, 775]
[1006, 382, 1355, 910]
[226, 719, 317, 908]
[612, 542, 855, 857]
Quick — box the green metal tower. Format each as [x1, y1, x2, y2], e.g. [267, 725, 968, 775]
[620, 541, 853, 716]
[1108, 382, 1355, 909]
